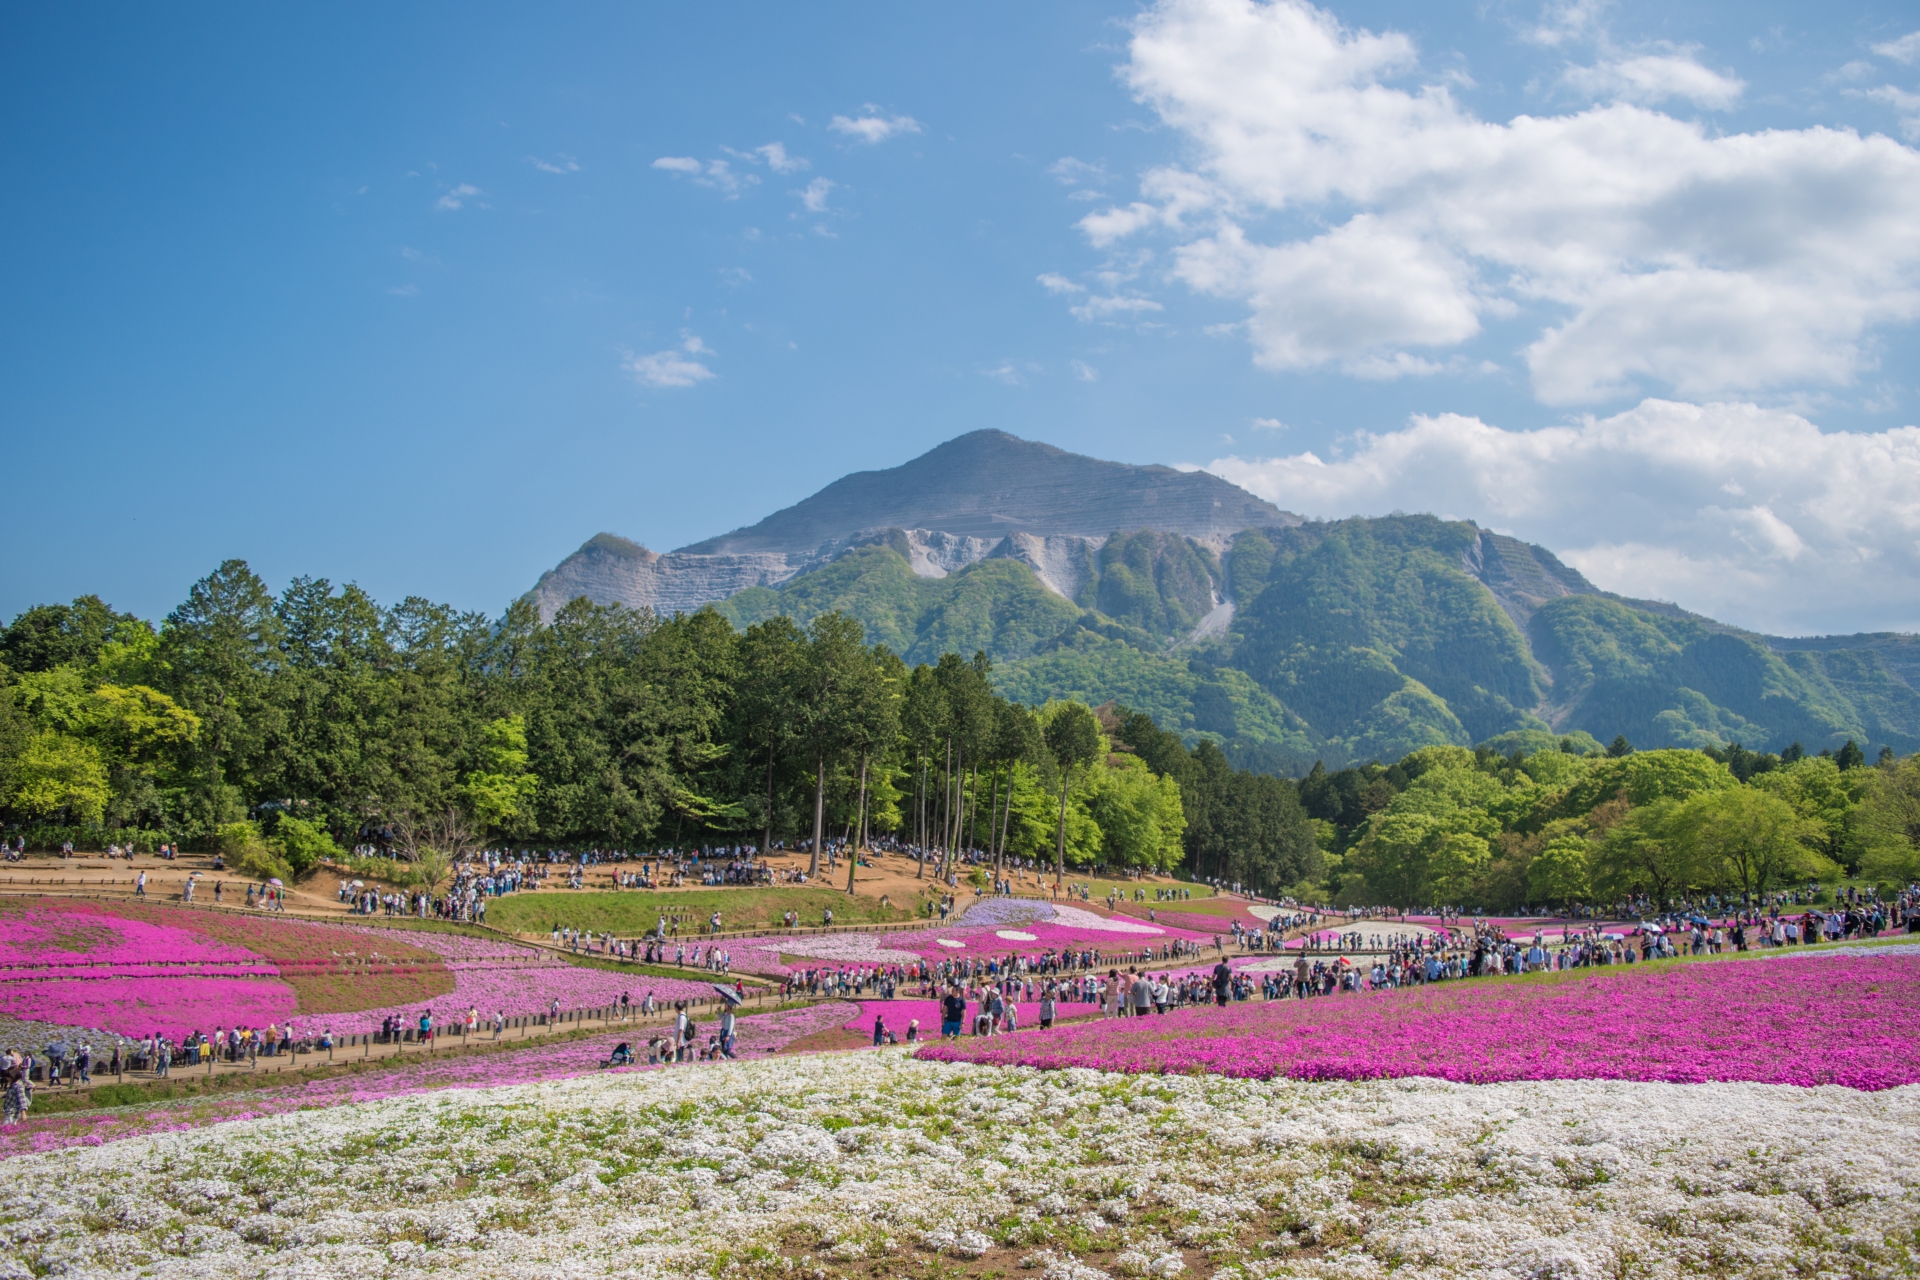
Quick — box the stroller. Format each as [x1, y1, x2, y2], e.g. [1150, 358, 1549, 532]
[600, 1042, 635, 1069]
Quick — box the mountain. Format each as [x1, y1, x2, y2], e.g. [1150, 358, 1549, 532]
[529, 430, 1294, 618]
[530, 432, 1920, 771]
[681, 429, 1294, 553]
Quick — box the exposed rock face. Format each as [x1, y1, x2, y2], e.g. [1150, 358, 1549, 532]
[529, 535, 798, 619]
[1463, 529, 1598, 629]
[531, 431, 1301, 619]
[678, 429, 1296, 555]
[988, 533, 1104, 602]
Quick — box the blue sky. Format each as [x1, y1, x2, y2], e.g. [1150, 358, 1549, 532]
[4, 0, 1918, 634]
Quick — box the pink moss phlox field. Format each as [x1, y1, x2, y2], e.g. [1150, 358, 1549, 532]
[1116, 908, 1236, 935]
[0, 905, 269, 969]
[341, 960, 728, 1030]
[0, 975, 298, 1039]
[918, 954, 1920, 1091]
[0, 1000, 855, 1158]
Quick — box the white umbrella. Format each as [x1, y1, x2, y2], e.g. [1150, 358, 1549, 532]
[268, 878, 284, 887]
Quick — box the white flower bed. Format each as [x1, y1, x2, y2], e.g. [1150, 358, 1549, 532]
[3, 1053, 1916, 1279]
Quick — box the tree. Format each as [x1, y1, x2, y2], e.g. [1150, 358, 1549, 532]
[1751, 756, 1869, 871]
[987, 699, 1044, 881]
[0, 596, 145, 674]
[1527, 835, 1593, 905]
[734, 616, 807, 855]
[843, 645, 905, 894]
[1084, 755, 1187, 871]
[1671, 786, 1828, 899]
[462, 715, 539, 834]
[159, 560, 285, 838]
[1854, 754, 1920, 886]
[1043, 700, 1102, 884]
[7, 733, 110, 826]
[793, 613, 871, 878]
[1607, 734, 1632, 758]
[1592, 799, 1695, 909]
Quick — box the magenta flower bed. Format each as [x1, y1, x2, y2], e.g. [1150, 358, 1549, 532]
[0, 974, 298, 1039]
[918, 954, 1920, 1090]
[0, 1000, 855, 1157]
[0, 905, 268, 969]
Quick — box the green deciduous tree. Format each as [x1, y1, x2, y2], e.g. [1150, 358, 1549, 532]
[1043, 700, 1102, 884]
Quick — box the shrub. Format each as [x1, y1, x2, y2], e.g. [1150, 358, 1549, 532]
[216, 820, 293, 883]
[270, 815, 340, 878]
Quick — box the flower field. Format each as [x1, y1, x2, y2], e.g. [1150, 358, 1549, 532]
[922, 952, 1920, 1089]
[340, 927, 725, 1030]
[4, 1049, 1916, 1279]
[726, 901, 1208, 975]
[0, 901, 725, 1041]
[0, 1000, 855, 1160]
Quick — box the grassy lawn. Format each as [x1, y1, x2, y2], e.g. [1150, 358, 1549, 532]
[486, 886, 917, 936]
[1057, 878, 1217, 904]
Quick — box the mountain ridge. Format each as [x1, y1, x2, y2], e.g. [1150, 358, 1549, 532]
[529, 431, 1920, 770]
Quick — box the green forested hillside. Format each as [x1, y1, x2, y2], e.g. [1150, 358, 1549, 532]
[1231, 516, 1548, 751]
[702, 518, 1920, 773]
[719, 544, 1081, 666]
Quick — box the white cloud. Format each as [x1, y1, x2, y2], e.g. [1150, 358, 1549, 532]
[387, 284, 418, 297]
[1072, 360, 1099, 381]
[1526, 0, 1612, 48]
[1560, 51, 1744, 108]
[829, 111, 922, 143]
[1867, 85, 1920, 140]
[755, 142, 808, 173]
[528, 154, 581, 174]
[1252, 416, 1288, 430]
[1070, 294, 1165, 323]
[1874, 31, 1920, 64]
[798, 177, 835, 212]
[1087, 0, 1920, 404]
[624, 336, 717, 389]
[652, 157, 757, 196]
[1038, 271, 1162, 323]
[1203, 398, 1920, 634]
[980, 360, 1036, 386]
[434, 183, 481, 211]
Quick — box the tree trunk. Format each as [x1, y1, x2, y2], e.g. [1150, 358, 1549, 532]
[763, 742, 775, 857]
[1054, 767, 1074, 886]
[809, 756, 825, 878]
[915, 757, 927, 880]
[847, 755, 867, 896]
[997, 764, 1015, 872]
[987, 767, 1002, 886]
[967, 764, 979, 859]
